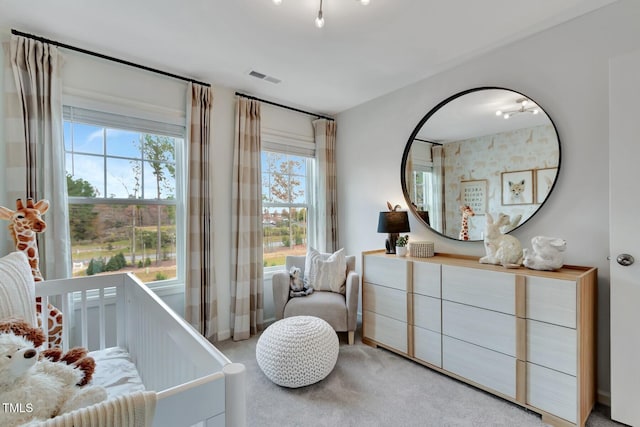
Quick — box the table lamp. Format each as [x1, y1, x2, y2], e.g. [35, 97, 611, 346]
[377, 211, 410, 254]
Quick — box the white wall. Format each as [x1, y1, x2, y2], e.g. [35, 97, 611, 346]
[336, 0, 640, 400]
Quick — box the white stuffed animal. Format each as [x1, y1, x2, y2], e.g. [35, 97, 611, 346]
[289, 266, 313, 297]
[479, 213, 523, 268]
[0, 332, 107, 427]
[523, 236, 567, 271]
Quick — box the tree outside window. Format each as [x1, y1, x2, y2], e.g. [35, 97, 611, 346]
[64, 112, 182, 285]
[261, 151, 310, 268]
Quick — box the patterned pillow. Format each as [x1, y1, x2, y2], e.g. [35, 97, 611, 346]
[305, 248, 346, 294]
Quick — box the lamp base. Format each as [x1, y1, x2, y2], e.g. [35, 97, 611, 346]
[385, 233, 399, 254]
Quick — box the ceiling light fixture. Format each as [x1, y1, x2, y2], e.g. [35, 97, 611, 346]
[272, 0, 370, 29]
[315, 0, 325, 28]
[495, 98, 540, 119]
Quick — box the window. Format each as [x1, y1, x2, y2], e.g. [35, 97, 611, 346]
[261, 151, 313, 270]
[412, 169, 433, 213]
[63, 106, 185, 287]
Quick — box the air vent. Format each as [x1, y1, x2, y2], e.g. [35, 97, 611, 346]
[248, 70, 281, 84]
[249, 70, 266, 79]
[264, 76, 282, 84]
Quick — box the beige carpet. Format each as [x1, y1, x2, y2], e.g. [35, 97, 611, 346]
[216, 325, 620, 427]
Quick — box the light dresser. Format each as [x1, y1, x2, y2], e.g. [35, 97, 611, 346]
[361, 249, 597, 427]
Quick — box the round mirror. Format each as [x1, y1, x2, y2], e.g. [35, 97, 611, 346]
[401, 87, 561, 241]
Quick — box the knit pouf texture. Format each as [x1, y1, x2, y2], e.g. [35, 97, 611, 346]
[256, 316, 339, 388]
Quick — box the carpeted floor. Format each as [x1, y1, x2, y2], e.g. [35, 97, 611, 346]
[216, 326, 622, 427]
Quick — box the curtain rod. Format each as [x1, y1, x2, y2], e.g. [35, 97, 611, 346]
[414, 138, 443, 146]
[11, 29, 210, 88]
[235, 92, 334, 122]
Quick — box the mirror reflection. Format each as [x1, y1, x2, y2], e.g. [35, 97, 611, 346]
[401, 87, 560, 241]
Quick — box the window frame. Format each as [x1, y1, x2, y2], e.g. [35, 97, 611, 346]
[63, 105, 187, 292]
[261, 150, 315, 274]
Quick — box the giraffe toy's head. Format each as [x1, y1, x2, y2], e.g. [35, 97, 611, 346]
[0, 198, 49, 281]
[0, 198, 49, 236]
[460, 205, 475, 218]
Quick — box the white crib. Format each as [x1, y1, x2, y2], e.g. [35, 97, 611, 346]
[35, 273, 246, 427]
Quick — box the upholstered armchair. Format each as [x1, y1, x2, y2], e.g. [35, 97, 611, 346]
[272, 254, 360, 345]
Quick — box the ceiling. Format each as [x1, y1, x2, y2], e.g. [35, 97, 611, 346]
[0, 0, 618, 116]
[416, 88, 551, 142]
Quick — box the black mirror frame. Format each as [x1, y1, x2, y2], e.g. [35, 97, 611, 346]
[400, 86, 562, 241]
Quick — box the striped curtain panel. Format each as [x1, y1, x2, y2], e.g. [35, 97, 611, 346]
[8, 35, 70, 279]
[230, 97, 264, 341]
[2, 42, 27, 243]
[184, 83, 218, 341]
[313, 119, 338, 252]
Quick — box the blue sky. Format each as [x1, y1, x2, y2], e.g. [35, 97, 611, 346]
[64, 122, 176, 199]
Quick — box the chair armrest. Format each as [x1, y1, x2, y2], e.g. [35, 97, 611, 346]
[345, 270, 360, 332]
[272, 271, 290, 320]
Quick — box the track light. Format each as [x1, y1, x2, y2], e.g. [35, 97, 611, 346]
[273, 0, 370, 28]
[495, 98, 540, 119]
[315, 8, 325, 28]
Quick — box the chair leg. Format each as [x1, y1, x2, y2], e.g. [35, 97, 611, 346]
[348, 331, 354, 345]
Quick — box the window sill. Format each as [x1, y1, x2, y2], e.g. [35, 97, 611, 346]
[264, 266, 285, 281]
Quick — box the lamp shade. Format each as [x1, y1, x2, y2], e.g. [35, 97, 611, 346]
[377, 211, 410, 233]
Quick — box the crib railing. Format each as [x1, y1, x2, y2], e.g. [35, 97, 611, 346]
[36, 273, 125, 352]
[36, 273, 246, 427]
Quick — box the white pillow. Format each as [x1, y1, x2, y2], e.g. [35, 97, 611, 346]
[305, 248, 346, 294]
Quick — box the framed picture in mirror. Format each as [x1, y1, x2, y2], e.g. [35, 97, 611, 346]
[501, 170, 533, 205]
[535, 167, 558, 204]
[460, 179, 487, 215]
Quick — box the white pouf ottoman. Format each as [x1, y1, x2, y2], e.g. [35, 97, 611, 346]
[256, 316, 339, 388]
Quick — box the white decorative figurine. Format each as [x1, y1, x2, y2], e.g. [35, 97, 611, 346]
[479, 213, 523, 268]
[523, 236, 567, 271]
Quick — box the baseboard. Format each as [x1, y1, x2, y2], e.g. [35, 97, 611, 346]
[597, 389, 611, 407]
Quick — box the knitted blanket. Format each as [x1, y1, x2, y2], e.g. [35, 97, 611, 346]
[36, 391, 157, 427]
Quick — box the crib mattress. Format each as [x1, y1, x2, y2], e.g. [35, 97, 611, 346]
[89, 347, 145, 398]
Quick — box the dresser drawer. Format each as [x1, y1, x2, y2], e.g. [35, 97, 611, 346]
[527, 362, 577, 424]
[443, 336, 516, 398]
[527, 320, 576, 376]
[526, 276, 576, 328]
[414, 326, 441, 367]
[442, 301, 515, 357]
[363, 310, 407, 353]
[413, 261, 440, 297]
[442, 265, 515, 314]
[363, 283, 407, 322]
[413, 294, 441, 333]
[363, 255, 408, 291]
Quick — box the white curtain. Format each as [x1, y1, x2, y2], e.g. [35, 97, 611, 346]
[431, 145, 445, 233]
[9, 35, 70, 279]
[312, 118, 338, 253]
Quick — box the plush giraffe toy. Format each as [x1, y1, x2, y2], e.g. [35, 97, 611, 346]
[458, 205, 475, 241]
[0, 198, 63, 347]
